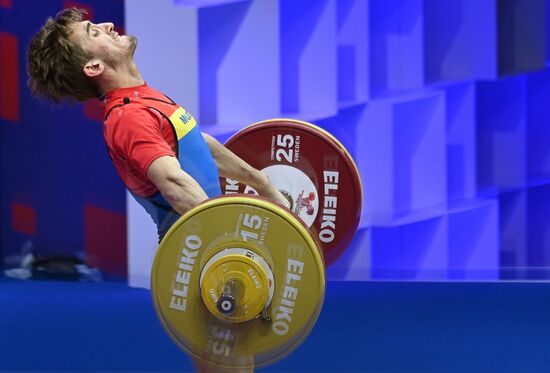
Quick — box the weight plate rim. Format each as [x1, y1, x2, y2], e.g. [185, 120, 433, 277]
[151, 195, 326, 369]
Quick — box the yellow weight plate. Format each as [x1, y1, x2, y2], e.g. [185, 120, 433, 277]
[151, 196, 325, 370]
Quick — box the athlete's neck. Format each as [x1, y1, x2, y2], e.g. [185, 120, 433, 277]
[98, 61, 144, 96]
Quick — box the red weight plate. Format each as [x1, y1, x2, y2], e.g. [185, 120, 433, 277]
[221, 119, 363, 266]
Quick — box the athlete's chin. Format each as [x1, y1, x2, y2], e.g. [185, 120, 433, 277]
[127, 35, 138, 55]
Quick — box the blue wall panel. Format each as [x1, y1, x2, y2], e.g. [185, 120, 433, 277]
[477, 77, 527, 191]
[499, 190, 528, 279]
[498, 0, 547, 76]
[527, 69, 550, 182]
[358, 92, 446, 223]
[445, 82, 477, 201]
[424, 0, 497, 82]
[337, 0, 369, 105]
[527, 184, 550, 274]
[370, 0, 424, 96]
[447, 199, 499, 280]
[370, 216, 448, 280]
[280, 0, 337, 120]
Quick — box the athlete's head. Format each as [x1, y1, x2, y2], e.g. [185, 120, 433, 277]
[27, 8, 137, 102]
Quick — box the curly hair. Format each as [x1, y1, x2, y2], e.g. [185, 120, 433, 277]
[27, 8, 99, 102]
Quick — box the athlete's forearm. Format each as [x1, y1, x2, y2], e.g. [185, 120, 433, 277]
[202, 133, 291, 209]
[159, 175, 208, 215]
[202, 132, 270, 191]
[147, 155, 209, 215]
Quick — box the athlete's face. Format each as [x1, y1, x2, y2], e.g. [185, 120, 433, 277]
[70, 20, 137, 67]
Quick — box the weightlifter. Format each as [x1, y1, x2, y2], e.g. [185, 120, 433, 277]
[27, 8, 288, 241]
[27, 7, 287, 372]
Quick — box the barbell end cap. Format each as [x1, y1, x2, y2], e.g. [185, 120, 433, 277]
[217, 293, 237, 315]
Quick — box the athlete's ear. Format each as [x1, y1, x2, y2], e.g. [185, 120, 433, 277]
[83, 59, 104, 78]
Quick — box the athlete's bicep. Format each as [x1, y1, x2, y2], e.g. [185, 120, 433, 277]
[147, 155, 183, 189]
[113, 106, 175, 176]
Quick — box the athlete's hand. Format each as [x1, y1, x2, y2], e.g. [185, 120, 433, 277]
[254, 172, 292, 210]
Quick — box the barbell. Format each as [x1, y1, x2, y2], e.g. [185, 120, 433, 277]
[151, 119, 363, 370]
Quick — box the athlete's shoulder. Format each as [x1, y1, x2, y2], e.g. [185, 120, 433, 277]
[105, 101, 160, 126]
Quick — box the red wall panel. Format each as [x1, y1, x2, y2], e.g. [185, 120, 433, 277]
[84, 204, 127, 276]
[0, 0, 12, 9]
[0, 32, 19, 122]
[11, 203, 37, 236]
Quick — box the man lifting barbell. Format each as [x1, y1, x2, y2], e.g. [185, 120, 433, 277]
[27, 8, 290, 242]
[27, 7, 362, 372]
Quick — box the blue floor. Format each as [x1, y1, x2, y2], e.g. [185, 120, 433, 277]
[1, 278, 550, 372]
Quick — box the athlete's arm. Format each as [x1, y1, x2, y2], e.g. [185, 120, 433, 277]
[201, 132, 290, 208]
[147, 155, 209, 215]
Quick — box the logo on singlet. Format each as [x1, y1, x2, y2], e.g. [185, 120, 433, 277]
[180, 112, 193, 125]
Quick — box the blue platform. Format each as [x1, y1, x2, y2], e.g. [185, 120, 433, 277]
[1, 278, 550, 372]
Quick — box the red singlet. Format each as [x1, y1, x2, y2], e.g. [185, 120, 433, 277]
[103, 84, 176, 197]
